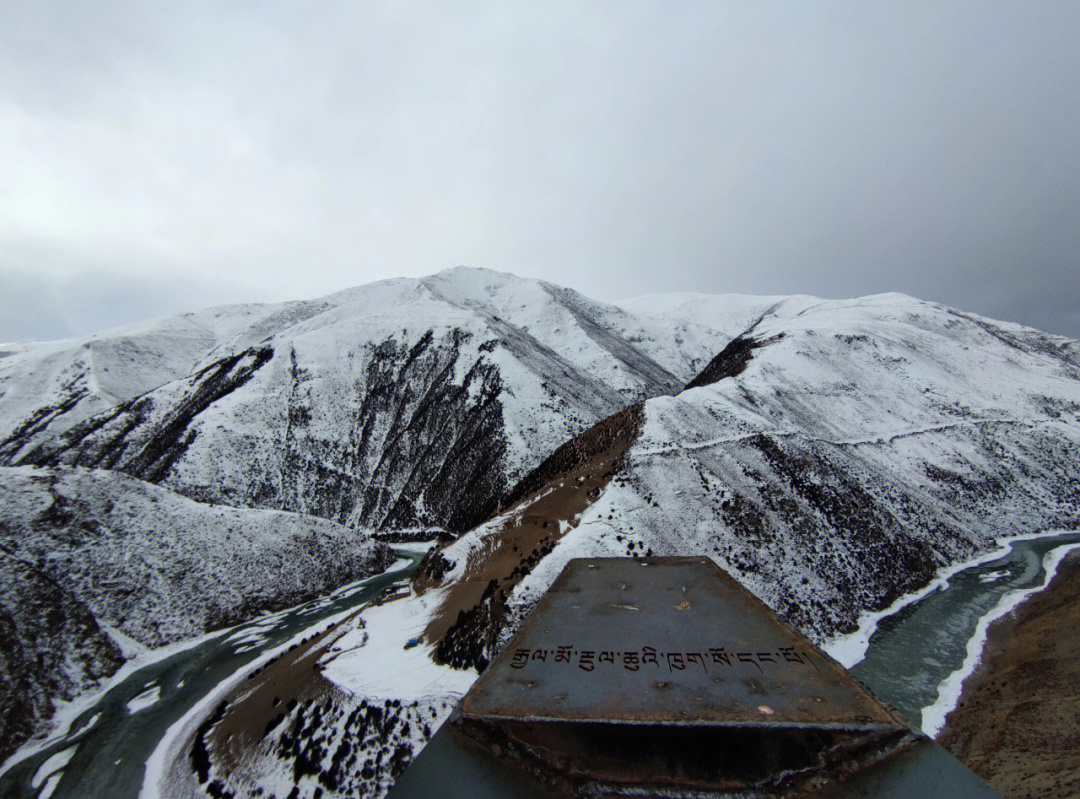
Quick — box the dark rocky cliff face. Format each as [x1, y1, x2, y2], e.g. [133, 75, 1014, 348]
[275, 330, 509, 534]
[685, 333, 784, 389]
[4, 332, 511, 535]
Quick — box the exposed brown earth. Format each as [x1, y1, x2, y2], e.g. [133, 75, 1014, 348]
[188, 578, 418, 798]
[420, 403, 644, 670]
[192, 608, 365, 794]
[939, 549, 1080, 799]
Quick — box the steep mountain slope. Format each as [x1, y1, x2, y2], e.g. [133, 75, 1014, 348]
[0, 465, 392, 760]
[0, 269, 722, 534]
[499, 294, 1080, 641]
[0, 300, 334, 447]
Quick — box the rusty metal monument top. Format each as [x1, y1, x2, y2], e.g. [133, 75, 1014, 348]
[463, 556, 898, 729]
[389, 557, 1001, 798]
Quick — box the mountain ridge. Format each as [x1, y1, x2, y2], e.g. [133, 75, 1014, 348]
[0, 268, 724, 535]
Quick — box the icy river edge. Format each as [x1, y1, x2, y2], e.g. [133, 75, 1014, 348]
[828, 528, 1080, 736]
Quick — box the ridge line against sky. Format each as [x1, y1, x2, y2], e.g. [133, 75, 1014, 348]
[2, 1, 1078, 342]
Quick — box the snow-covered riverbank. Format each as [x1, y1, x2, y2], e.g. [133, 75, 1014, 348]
[139, 556, 421, 799]
[823, 528, 1080, 669]
[0, 553, 423, 799]
[921, 538, 1080, 735]
[828, 529, 1080, 737]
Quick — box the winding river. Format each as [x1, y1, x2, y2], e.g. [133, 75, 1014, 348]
[3, 532, 1078, 798]
[849, 530, 1080, 733]
[0, 548, 428, 799]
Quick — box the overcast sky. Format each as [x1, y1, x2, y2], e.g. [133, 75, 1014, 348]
[3, 2, 1078, 342]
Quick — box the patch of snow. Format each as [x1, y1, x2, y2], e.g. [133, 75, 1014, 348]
[101, 624, 149, 660]
[389, 539, 441, 554]
[125, 685, 162, 714]
[66, 713, 99, 740]
[38, 771, 63, 799]
[31, 745, 76, 789]
[321, 589, 475, 701]
[978, 569, 1010, 585]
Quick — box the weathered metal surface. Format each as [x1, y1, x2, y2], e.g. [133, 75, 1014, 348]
[386, 722, 554, 799]
[462, 557, 902, 729]
[387, 557, 1002, 798]
[815, 737, 1003, 799]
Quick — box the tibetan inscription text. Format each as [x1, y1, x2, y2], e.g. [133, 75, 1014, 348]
[508, 645, 818, 674]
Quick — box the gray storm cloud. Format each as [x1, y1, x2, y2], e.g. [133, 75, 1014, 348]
[1, 1, 1078, 342]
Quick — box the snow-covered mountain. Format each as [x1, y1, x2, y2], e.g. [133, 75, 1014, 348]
[434, 293, 1080, 671]
[618, 291, 823, 339]
[204, 287, 1080, 799]
[0, 269, 723, 534]
[5, 269, 1080, 797]
[0, 465, 391, 761]
[500, 293, 1080, 640]
[0, 267, 726, 764]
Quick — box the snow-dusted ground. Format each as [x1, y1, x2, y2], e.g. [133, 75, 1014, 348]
[0, 466, 390, 648]
[618, 291, 822, 340]
[321, 589, 475, 702]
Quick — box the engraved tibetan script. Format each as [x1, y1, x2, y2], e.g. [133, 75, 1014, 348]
[508, 644, 817, 673]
